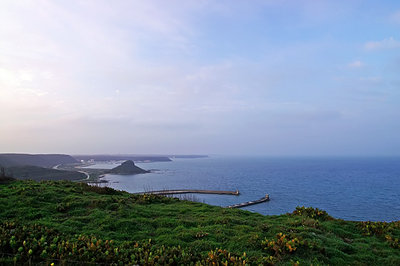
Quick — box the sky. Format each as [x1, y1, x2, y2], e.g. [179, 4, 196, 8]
[0, 0, 400, 156]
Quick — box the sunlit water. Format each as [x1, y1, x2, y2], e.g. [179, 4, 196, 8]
[89, 156, 400, 221]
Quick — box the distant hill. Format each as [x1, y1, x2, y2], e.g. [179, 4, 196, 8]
[0, 154, 78, 168]
[171, 155, 208, 159]
[5, 166, 85, 181]
[73, 155, 172, 163]
[107, 160, 149, 175]
[73, 154, 208, 163]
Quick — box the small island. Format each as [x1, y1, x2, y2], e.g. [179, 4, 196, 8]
[107, 160, 149, 175]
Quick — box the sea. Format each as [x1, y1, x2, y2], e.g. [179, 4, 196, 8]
[87, 156, 400, 222]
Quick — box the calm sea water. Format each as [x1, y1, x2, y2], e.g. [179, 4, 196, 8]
[91, 156, 400, 221]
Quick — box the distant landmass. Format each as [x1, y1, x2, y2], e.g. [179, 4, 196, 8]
[170, 155, 208, 159]
[73, 155, 172, 163]
[0, 154, 83, 181]
[73, 154, 208, 162]
[0, 153, 207, 181]
[4, 165, 86, 181]
[107, 160, 149, 175]
[0, 153, 78, 168]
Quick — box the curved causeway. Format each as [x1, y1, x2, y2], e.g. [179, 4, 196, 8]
[227, 194, 270, 208]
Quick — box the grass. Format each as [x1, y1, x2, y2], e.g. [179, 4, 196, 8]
[1, 180, 400, 265]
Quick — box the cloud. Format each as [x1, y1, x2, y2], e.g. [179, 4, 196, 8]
[390, 10, 400, 23]
[365, 37, 400, 50]
[1, 1, 400, 155]
[347, 60, 364, 68]
[359, 76, 382, 83]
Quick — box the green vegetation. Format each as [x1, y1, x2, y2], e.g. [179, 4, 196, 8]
[1, 180, 400, 265]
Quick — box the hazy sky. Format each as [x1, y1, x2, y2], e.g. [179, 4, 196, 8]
[1, 0, 400, 155]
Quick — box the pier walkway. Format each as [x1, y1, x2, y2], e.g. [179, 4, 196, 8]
[135, 189, 240, 196]
[227, 194, 270, 208]
[135, 189, 270, 208]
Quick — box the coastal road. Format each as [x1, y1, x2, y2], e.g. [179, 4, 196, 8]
[77, 170, 90, 180]
[53, 164, 90, 180]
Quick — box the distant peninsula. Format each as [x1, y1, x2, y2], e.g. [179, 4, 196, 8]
[0, 154, 84, 181]
[0, 153, 208, 181]
[107, 160, 149, 175]
[0, 153, 78, 168]
[73, 154, 209, 163]
[73, 155, 172, 163]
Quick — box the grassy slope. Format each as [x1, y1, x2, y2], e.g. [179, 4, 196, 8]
[1, 180, 400, 265]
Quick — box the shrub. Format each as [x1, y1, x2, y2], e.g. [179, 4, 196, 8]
[292, 206, 332, 221]
[385, 235, 400, 249]
[261, 233, 304, 257]
[0, 221, 255, 265]
[79, 183, 122, 195]
[205, 248, 248, 265]
[359, 221, 391, 236]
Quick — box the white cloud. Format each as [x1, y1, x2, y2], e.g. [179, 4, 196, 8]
[359, 77, 381, 82]
[390, 10, 400, 23]
[0, 1, 399, 155]
[365, 37, 400, 50]
[347, 60, 364, 68]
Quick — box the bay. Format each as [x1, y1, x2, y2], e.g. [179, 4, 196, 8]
[93, 156, 400, 221]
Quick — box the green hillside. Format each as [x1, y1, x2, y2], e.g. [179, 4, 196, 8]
[1, 180, 399, 265]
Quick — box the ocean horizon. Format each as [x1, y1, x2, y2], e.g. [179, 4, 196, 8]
[88, 156, 400, 222]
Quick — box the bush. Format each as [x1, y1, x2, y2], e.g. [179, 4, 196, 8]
[0, 221, 254, 265]
[79, 183, 122, 195]
[291, 206, 332, 221]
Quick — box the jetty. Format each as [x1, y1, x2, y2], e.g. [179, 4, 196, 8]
[227, 194, 270, 208]
[136, 189, 240, 196]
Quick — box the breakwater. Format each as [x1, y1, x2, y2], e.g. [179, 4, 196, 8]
[135, 189, 240, 196]
[227, 194, 270, 208]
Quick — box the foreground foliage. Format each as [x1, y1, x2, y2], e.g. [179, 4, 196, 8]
[1, 221, 250, 265]
[1, 181, 400, 265]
